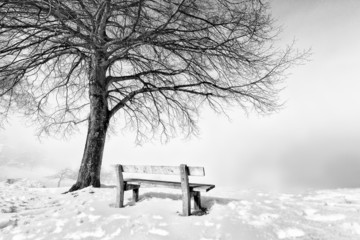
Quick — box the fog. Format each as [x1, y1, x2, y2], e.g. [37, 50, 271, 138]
[1, 0, 360, 190]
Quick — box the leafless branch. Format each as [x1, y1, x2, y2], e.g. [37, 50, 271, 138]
[0, 0, 308, 141]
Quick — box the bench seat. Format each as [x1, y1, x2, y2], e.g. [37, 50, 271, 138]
[114, 164, 215, 216]
[124, 178, 215, 192]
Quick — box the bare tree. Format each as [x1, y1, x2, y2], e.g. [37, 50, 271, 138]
[47, 168, 78, 187]
[0, 0, 306, 191]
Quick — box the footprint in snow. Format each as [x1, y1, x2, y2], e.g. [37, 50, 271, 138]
[303, 208, 346, 222]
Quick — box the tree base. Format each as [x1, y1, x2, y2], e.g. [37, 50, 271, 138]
[67, 180, 101, 193]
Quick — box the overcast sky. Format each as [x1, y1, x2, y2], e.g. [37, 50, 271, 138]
[1, 0, 360, 190]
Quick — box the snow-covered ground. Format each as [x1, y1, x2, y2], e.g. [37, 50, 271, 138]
[1, 179, 360, 240]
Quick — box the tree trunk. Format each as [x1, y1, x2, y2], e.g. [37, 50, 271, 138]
[69, 55, 109, 192]
[57, 176, 62, 187]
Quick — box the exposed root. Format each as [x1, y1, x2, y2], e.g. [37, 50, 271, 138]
[66, 181, 101, 193]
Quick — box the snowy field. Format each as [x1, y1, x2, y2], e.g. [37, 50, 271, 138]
[1, 179, 360, 240]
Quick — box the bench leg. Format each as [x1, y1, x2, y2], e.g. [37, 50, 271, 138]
[114, 164, 125, 208]
[115, 185, 125, 208]
[132, 188, 139, 202]
[182, 191, 191, 216]
[193, 191, 201, 211]
[180, 164, 191, 216]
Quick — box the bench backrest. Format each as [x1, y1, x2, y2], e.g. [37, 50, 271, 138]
[114, 164, 205, 215]
[119, 164, 205, 176]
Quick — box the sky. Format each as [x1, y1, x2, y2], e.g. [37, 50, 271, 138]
[1, 0, 360, 190]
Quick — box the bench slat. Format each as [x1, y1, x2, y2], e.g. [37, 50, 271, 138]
[124, 178, 215, 192]
[121, 165, 205, 176]
[191, 185, 215, 192]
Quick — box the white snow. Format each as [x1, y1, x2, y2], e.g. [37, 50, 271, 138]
[64, 227, 105, 239]
[149, 228, 169, 236]
[277, 228, 305, 239]
[342, 222, 360, 235]
[2, 179, 360, 239]
[306, 213, 346, 222]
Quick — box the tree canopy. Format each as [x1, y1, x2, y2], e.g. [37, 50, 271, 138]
[0, 0, 306, 190]
[0, 0, 301, 140]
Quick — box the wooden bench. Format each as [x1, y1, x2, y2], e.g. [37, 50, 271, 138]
[114, 164, 215, 216]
